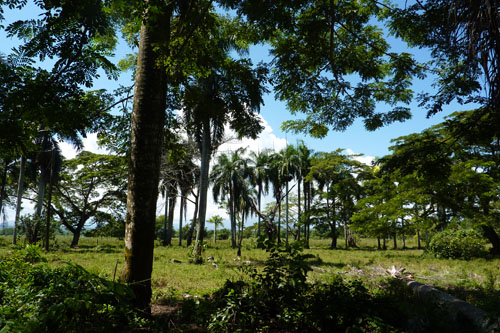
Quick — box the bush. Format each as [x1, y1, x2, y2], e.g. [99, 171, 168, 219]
[429, 229, 487, 259]
[207, 243, 399, 332]
[0, 247, 149, 332]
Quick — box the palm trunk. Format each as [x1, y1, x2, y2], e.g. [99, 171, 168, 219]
[297, 178, 301, 241]
[257, 184, 262, 237]
[0, 160, 8, 227]
[44, 150, 55, 251]
[166, 195, 176, 245]
[13, 156, 26, 245]
[186, 186, 199, 246]
[178, 197, 184, 246]
[123, 5, 170, 313]
[162, 189, 168, 245]
[193, 117, 211, 262]
[277, 198, 281, 243]
[285, 181, 289, 243]
[230, 188, 236, 248]
[237, 212, 244, 256]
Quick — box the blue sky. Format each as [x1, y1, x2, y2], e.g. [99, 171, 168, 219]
[0, 2, 473, 227]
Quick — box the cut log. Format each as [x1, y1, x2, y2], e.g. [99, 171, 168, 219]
[386, 266, 500, 332]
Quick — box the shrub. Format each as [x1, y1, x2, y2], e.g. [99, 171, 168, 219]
[429, 229, 487, 259]
[0, 248, 148, 332]
[207, 243, 399, 332]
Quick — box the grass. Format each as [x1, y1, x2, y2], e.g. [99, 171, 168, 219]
[1, 235, 499, 316]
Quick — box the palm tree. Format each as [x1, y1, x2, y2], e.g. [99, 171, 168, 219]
[183, 61, 267, 261]
[249, 149, 272, 237]
[208, 215, 223, 243]
[211, 148, 250, 249]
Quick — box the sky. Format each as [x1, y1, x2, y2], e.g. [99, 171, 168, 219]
[0, 2, 470, 229]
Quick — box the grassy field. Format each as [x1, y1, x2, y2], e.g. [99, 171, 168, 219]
[1, 235, 499, 316]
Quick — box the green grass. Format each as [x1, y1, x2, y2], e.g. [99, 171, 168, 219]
[1, 235, 499, 316]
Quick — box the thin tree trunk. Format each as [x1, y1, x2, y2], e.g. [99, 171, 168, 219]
[178, 197, 184, 246]
[214, 222, 217, 243]
[186, 186, 199, 246]
[162, 189, 168, 245]
[285, 181, 289, 243]
[277, 198, 281, 243]
[193, 118, 211, 262]
[393, 231, 398, 249]
[44, 150, 55, 251]
[123, 5, 170, 313]
[0, 160, 8, 228]
[377, 237, 381, 250]
[229, 188, 236, 248]
[257, 184, 261, 237]
[166, 195, 176, 245]
[13, 156, 26, 245]
[237, 212, 244, 257]
[297, 178, 301, 241]
[417, 229, 421, 249]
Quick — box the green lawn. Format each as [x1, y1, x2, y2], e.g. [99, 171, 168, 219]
[1, 235, 499, 316]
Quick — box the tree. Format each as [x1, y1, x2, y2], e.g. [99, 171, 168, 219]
[121, 1, 172, 312]
[183, 49, 267, 261]
[307, 150, 367, 249]
[52, 151, 127, 248]
[212, 148, 250, 250]
[221, 0, 420, 137]
[249, 149, 272, 238]
[207, 215, 223, 243]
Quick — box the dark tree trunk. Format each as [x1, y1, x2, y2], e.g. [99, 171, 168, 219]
[257, 184, 261, 237]
[417, 229, 421, 250]
[123, 5, 170, 313]
[193, 118, 211, 261]
[277, 198, 281, 244]
[70, 228, 82, 248]
[377, 237, 381, 250]
[162, 190, 168, 245]
[230, 188, 236, 249]
[178, 197, 184, 246]
[482, 225, 500, 255]
[285, 181, 289, 243]
[0, 160, 8, 227]
[186, 186, 199, 246]
[166, 195, 176, 246]
[297, 177, 301, 241]
[13, 156, 26, 245]
[393, 231, 397, 249]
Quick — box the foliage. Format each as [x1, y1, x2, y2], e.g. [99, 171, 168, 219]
[0, 247, 148, 332]
[429, 228, 487, 260]
[207, 242, 399, 332]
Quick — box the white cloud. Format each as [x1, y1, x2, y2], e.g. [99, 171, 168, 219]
[59, 133, 110, 160]
[345, 148, 375, 166]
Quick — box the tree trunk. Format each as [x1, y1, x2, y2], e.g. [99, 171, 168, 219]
[123, 5, 170, 313]
[186, 186, 199, 246]
[44, 150, 55, 251]
[482, 225, 500, 255]
[377, 237, 381, 250]
[393, 231, 397, 249]
[70, 228, 82, 248]
[417, 229, 421, 249]
[285, 181, 289, 243]
[237, 212, 244, 257]
[297, 177, 301, 241]
[277, 198, 281, 243]
[178, 197, 184, 246]
[230, 188, 236, 249]
[257, 184, 262, 237]
[193, 117, 211, 262]
[0, 160, 8, 228]
[166, 195, 176, 245]
[162, 190, 168, 245]
[13, 156, 26, 245]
